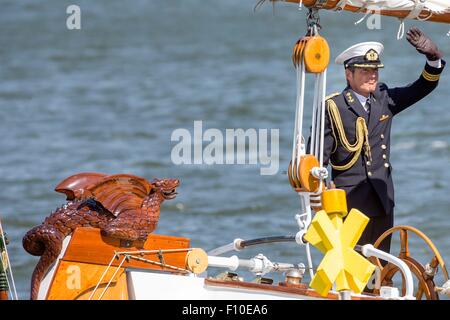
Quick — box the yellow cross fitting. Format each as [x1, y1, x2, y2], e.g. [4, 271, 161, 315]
[304, 192, 376, 297]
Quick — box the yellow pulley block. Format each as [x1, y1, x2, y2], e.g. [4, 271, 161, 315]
[303, 36, 330, 74]
[288, 155, 322, 193]
[292, 36, 311, 68]
[287, 160, 298, 189]
[304, 189, 376, 297]
[298, 154, 321, 193]
[185, 248, 208, 274]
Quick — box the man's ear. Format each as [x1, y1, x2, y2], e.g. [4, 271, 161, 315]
[345, 68, 353, 83]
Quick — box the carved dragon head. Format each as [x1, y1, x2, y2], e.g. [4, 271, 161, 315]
[151, 178, 180, 200]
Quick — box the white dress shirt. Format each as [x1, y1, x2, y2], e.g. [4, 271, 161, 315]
[427, 59, 442, 68]
[351, 90, 371, 113]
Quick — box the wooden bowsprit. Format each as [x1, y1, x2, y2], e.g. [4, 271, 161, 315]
[264, 0, 450, 24]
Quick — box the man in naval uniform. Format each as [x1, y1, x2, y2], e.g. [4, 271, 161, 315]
[321, 27, 445, 253]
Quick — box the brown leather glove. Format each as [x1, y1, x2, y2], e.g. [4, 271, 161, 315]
[406, 27, 443, 61]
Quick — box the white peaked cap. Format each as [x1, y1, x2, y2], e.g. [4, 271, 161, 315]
[335, 42, 384, 65]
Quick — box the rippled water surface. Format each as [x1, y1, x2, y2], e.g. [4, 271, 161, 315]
[1, 0, 449, 299]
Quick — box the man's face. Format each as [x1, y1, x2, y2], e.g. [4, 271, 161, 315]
[346, 67, 379, 97]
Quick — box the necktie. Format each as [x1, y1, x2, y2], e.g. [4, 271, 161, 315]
[364, 98, 371, 114]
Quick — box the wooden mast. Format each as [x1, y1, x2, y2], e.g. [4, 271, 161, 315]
[278, 0, 450, 24]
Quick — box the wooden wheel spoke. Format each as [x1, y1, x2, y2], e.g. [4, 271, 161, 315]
[374, 225, 448, 300]
[401, 272, 406, 296]
[404, 258, 433, 300]
[415, 286, 424, 300]
[399, 229, 409, 258]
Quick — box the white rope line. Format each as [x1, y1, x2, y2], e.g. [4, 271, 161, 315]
[397, 21, 406, 39]
[319, 71, 325, 167]
[0, 218, 18, 300]
[97, 255, 127, 300]
[305, 242, 315, 280]
[127, 255, 188, 273]
[397, 0, 428, 39]
[314, 75, 322, 158]
[318, 70, 327, 193]
[297, 62, 306, 162]
[0, 231, 12, 299]
[353, 1, 373, 25]
[0, 231, 13, 300]
[310, 75, 319, 156]
[88, 248, 193, 300]
[88, 253, 118, 300]
[416, 9, 433, 21]
[292, 59, 306, 181]
[335, 0, 349, 11]
[292, 63, 301, 169]
[312, 96, 318, 157]
[355, 10, 372, 25]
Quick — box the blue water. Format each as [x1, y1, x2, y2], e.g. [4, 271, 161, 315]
[0, 0, 449, 299]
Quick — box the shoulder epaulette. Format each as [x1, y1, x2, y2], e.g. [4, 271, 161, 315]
[325, 92, 340, 101]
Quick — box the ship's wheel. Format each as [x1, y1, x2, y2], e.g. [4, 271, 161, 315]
[371, 225, 449, 300]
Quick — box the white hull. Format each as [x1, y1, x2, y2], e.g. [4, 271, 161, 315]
[127, 271, 317, 300]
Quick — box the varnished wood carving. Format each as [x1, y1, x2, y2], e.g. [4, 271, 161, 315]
[23, 172, 180, 300]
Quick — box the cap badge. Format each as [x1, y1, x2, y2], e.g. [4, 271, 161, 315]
[365, 49, 379, 62]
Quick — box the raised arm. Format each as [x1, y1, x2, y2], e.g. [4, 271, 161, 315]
[387, 27, 445, 116]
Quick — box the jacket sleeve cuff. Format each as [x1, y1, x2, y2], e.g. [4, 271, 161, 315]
[422, 59, 446, 82]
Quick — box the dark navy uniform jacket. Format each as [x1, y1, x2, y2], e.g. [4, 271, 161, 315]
[323, 61, 446, 217]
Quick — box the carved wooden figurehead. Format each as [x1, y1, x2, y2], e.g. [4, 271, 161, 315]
[23, 172, 181, 300]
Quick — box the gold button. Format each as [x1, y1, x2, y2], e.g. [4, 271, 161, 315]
[384, 163, 390, 168]
[368, 172, 372, 177]
[381, 144, 387, 150]
[383, 154, 387, 159]
[381, 134, 384, 139]
[366, 161, 371, 166]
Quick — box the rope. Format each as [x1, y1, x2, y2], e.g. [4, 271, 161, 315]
[353, 1, 374, 25]
[305, 243, 315, 280]
[397, 0, 428, 39]
[97, 255, 127, 300]
[310, 75, 321, 156]
[319, 71, 327, 169]
[290, 20, 328, 195]
[89, 248, 193, 300]
[292, 61, 306, 175]
[0, 218, 17, 300]
[327, 99, 372, 171]
[318, 70, 327, 194]
[355, 11, 372, 25]
[88, 253, 118, 300]
[334, 0, 348, 11]
[127, 255, 188, 273]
